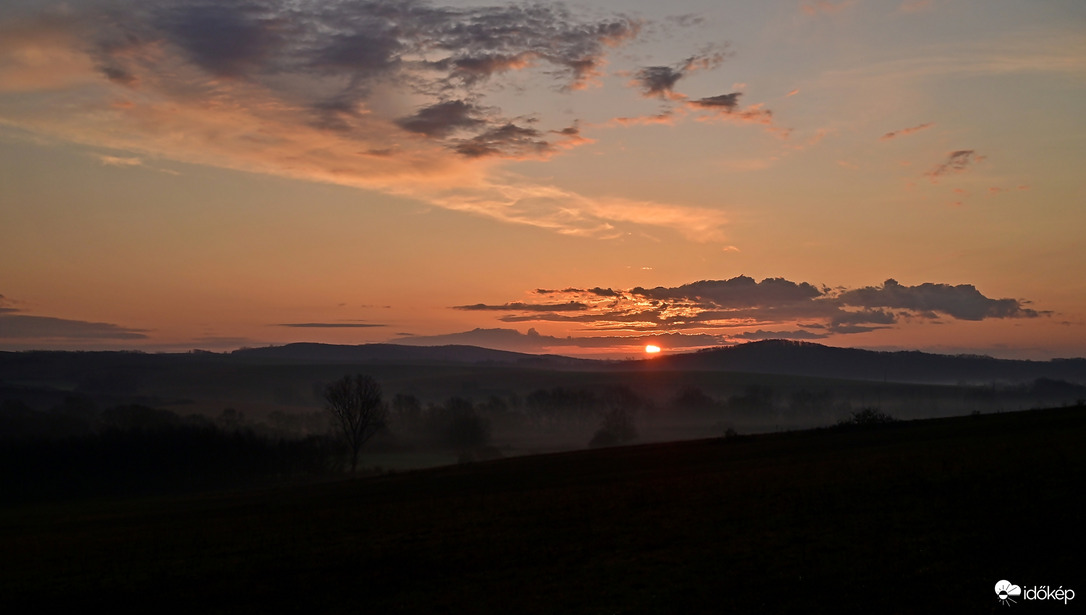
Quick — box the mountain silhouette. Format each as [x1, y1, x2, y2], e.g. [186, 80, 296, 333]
[644, 340, 1086, 384]
[231, 342, 592, 366]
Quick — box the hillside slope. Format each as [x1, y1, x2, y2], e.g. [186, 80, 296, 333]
[3, 406, 1082, 613]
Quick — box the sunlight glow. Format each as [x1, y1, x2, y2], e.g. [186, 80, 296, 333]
[645, 344, 662, 354]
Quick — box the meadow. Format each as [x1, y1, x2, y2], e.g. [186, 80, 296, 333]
[2, 405, 1081, 613]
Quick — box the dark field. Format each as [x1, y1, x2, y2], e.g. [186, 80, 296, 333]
[2, 406, 1083, 613]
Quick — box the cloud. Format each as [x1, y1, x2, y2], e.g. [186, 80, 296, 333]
[830, 308, 897, 326]
[618, 57, 777, 129]
[454, 301, 588, 312]
[0, 294, 15, 306]
[632, 276, 823, 309]
[395, 327, 726, 352]
[276, 322, 386, 328]
[426, 182, 731, 241]
[688, 92, 741, 110]
[155, 2, 285, 79]
[610, 111, 680, 126]
[0, 314, 148, 340]
[732, 329, 828, 341]
[447, 275, 1044, 348]
[838, 279, 1039, 320]
[1, 1, 759, 240]
[396, 100, 489, 138]
[454, 122, 551, 159]
[686, 92, 774, 125]
[0, 293, 149, 341]
[630, 48, 726, 99]
[633, 66, 686, 98]
[926, 150, 984, 178]
[98, 154, 144, 166]
[880, 122, 933, 141]
[630, 46, 729, 99]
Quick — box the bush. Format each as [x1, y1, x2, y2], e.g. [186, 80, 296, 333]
[426, 397, 491, 450]
[588, 405, 638, 447]
[837, 407, 897, 427]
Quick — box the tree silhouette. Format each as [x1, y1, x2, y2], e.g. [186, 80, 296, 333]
[323, 374, 387, 473]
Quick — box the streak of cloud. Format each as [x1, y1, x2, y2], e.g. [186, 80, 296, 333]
[686, 93, 774, 125]
[97, 154, 143, 166]
[396, 327, 726, 352]
[879, 122, 933, 141]
[0, 314, 148, 340]
[276, 322, 386, 328]
[453, 302, 588, 312]
[0, 294, 149, 340]
[926, 149, 984, 179]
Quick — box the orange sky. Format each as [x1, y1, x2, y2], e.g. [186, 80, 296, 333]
[1, 0, 1084, 359]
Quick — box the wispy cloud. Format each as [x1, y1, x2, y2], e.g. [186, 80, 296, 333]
[454, 302, 588, 312]
[926, 149, 984, 179]
[396, 327, 727, 352]
[687, 94, 774, 125]
[879, 122, 933, 141]
[97, 154, 143, 166]
[630, 47, 729, 99]
[0, 293, 148, 340]
[0, 1, 757, 240]
[823, 31, 1086, 83]
[276, 322, 386, 328]
[0, 314, 148, 340]
[621, 46, 777, 129]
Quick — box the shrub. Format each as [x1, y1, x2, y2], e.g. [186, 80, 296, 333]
[837, 407, 897, 427]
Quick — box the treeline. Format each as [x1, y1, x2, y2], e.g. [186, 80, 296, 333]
[6, 375, 1080, 504]
[387, 385, 647, 452]
[0, 397, 338, 504]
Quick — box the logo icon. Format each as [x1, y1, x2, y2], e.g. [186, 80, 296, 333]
[996, 580, 1022, 606]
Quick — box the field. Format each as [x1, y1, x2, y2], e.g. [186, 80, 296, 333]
[2, 406, 1083, 613]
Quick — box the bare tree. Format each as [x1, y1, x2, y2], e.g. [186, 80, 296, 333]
[323, 374, 387, 473]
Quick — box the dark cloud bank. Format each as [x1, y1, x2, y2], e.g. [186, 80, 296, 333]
[83, 0, 775, 157]
[90, 0, 646, 159]
[448, 276, 1043, 348]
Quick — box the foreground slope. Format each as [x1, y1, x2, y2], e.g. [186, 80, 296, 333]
[3, 406, 1082, 613]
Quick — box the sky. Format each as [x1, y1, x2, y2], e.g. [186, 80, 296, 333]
[1, 0, 1084, 360]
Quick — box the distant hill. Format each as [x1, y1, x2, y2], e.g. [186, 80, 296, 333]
[230, 342, 593, 367]
[645, 339, 1086, 384]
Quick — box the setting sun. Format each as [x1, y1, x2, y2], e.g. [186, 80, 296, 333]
[645, 345, 661, 354]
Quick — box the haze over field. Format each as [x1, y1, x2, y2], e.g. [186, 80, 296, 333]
[1, 0, 1084, 359]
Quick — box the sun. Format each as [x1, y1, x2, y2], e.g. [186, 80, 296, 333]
[644, 344, 661, 354]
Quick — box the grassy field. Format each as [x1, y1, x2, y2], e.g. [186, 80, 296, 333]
[2, 406, 1082, 613]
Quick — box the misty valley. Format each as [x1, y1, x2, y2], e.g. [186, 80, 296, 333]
[3, 340, 1084, 612]
[3, 340, 1084, 502]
